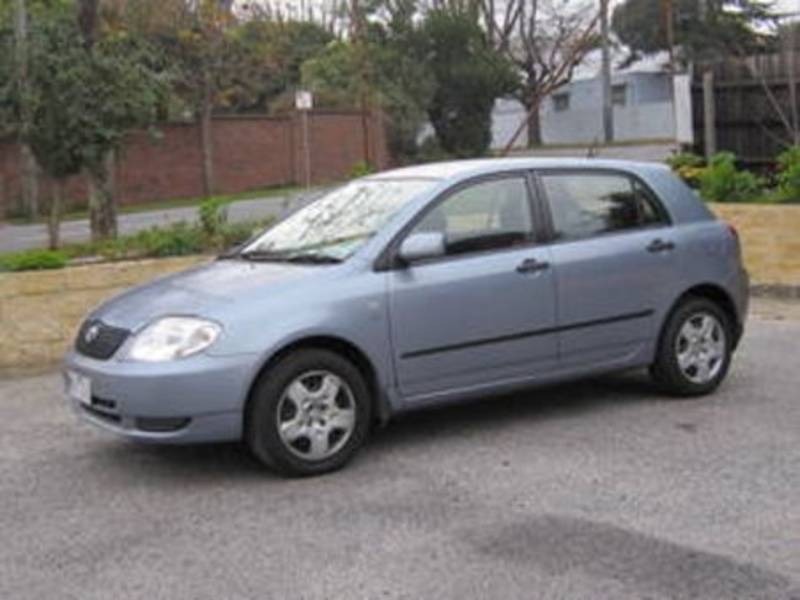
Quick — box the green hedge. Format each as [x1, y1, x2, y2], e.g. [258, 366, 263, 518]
[0, 249, 69, 272]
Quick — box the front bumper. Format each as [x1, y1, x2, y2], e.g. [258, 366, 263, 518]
[63, 349, 260, 444]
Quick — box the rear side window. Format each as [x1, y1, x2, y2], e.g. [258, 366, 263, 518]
[540, 172, 667, 241]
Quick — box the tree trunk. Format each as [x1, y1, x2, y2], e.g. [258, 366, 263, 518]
[526, 107, 542, 148]
[199, 71, 215, 197]
[88, 150, 117, 241]
[20, 144, 39, 219]
[47, 180, 63, 250]
[13, 0, 39, 220]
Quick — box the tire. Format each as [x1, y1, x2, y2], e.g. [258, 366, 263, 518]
[245, 349, 372, 477]
[650, 297, 733, 397]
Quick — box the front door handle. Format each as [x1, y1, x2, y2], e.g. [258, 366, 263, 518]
[516, 258, 550, 274]
[647, 238, 675, 253]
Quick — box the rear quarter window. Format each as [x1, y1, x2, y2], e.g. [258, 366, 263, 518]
[540, 172, 668, 241]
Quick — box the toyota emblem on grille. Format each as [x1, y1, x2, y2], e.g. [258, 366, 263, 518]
[84, 324, 101, 344]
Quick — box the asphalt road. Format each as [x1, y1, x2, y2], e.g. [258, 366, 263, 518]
[0, 191, 322, 254]
[1, 316, 799, 599]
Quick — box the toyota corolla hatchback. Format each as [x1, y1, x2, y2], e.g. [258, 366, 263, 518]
[64, 158, 749, 476]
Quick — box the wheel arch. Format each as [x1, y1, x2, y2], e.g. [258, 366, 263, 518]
[661, 283, 742, 349]
[244, 335, 392, 429]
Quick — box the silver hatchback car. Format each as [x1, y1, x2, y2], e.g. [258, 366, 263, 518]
[64, 158, 748, 476]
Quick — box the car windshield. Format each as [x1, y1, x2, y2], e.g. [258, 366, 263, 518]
[240, 178, 434, 262]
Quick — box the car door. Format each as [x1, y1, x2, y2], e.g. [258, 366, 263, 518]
[387, 173, 559, 401]
[535, 169, 678, 367]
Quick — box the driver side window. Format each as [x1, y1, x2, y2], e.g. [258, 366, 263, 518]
[412, 176, 534, 257]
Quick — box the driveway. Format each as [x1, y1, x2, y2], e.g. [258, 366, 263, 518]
[0, 316, 798, 599]
[0, 191, 322, 254]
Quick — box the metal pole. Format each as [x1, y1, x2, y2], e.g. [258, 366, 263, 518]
[664, 0, 675, 74]
[663, 0, 679, 143]
[600, 0, 613, 143]
[699, 0, 717, 158]
[702, 70, 717, 158]
[302, 110, 311, 188]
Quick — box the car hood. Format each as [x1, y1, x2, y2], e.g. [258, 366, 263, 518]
[91, 259, 330, 331]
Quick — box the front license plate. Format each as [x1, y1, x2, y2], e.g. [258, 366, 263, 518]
[66, 370, 92, 406]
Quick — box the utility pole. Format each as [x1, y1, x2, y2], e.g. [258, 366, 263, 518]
[13, 0, 39, 220]
[600, 0, 613, 143]
[699, 0, 717, 158]
[663, 0, 675, 74]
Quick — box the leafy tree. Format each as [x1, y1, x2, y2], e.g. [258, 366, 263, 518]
[301, 40, 362, 107]
[301, 0, 435, 163]
[612, 0, 774, 65]
[1, 9, 92, 247]
[124, 1, 317, 193]
[0, 6, 167, 246]
[305, 3, 516, 159]
[368, 0, 436, 161]
[226, 18, 333, 113]
[421, 9, 518, 157]
[119, 0, 236, 197]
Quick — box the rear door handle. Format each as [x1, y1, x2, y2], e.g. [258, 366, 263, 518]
[516, 258, 550, 274]
[647, 238, 675, 253]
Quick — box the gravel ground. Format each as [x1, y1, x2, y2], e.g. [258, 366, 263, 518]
[0, 312, 798, 599]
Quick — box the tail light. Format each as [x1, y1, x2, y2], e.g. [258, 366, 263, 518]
[727, 223, 739, 241]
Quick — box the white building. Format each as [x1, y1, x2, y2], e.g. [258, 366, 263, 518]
[492, 70, 693, 150]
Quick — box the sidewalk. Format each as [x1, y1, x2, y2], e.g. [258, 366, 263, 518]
[0, 191, 321, 254]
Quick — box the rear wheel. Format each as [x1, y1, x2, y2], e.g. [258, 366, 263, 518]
[651, 297, 733, 397]
[246, 349, 372, 476]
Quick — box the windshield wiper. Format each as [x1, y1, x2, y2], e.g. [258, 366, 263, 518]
[238, 250, 288, 262]
[238, 250, 341, 264]
[284, 253, 342, 264]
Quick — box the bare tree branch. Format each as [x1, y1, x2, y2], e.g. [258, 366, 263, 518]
[483, 0, 598, 151]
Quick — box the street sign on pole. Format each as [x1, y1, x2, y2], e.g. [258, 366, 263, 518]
[295, 90, 313, 111]
[295, 91, 313, 188]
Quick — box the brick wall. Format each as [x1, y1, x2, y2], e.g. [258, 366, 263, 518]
[0, 111, 389, 218]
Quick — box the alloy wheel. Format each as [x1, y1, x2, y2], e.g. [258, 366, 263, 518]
[276, 370, 357, 461]
[674, 312, 727, 385]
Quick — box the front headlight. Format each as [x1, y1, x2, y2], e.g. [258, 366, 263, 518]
[127, 317, 221, 362]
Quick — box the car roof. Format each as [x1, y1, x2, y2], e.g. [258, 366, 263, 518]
[367, 157, 671, 182]
[365, 156, 713, 225]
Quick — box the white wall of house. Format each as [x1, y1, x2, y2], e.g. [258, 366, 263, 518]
[492, 71, 691, 149]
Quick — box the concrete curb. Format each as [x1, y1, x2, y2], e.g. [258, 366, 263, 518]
[751, 284, 800, 300]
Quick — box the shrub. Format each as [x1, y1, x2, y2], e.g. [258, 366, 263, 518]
[199, 197, 229, 237]
[127, 222, 206, 257]
[0, 249, 68, 272]
[776, 146, 800, 202]
[349, 160, 374, 179]
[0, 215, 275, 272]
[666, 152, 705, 188]
[218, 220, 266, 249]
[417, 135, 453, 163]
[698, 152, 762, 203]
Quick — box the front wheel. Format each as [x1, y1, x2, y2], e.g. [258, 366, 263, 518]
[245, 349, 372, 476]
[651, 297, 733, 397]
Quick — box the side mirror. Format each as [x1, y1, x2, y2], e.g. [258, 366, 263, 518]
[398, 232, 446, 265]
